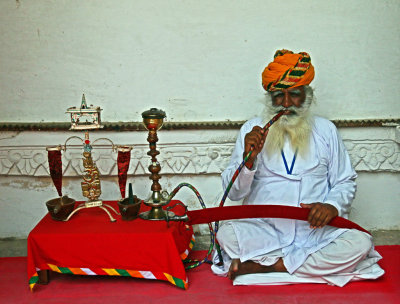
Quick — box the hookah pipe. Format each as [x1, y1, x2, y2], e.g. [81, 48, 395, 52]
[212, 110, 285, 265]
[167, 110, 286, 269]
[218, 110, 285, 208]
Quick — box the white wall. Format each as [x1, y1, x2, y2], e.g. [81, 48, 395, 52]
[0, 1, 399, 238]
[1, 0, 399, 122]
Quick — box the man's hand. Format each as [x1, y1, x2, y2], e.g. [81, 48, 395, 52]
[300, 202, 338, 229]
[243, 126, 267, 169]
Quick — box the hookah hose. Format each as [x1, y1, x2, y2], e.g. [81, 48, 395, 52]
[213, 110, 285, 263]
[168, 111, 286, 269]
[167, 183, 216, 269]
[217, 110, 285, 208]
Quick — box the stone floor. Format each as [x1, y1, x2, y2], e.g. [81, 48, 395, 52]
[0, 230, 399, 257]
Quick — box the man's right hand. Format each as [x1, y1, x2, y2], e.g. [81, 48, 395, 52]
[243, 126, 267, 169]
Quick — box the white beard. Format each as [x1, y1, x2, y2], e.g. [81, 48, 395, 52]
[262, 89, 314, 158]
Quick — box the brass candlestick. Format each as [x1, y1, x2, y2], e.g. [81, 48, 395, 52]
[139, 108, 175, 220]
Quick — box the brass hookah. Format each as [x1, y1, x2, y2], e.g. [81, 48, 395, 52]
[139, 108, 187, 222]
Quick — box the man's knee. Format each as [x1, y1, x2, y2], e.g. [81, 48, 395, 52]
[216, 222, 234, 244]
[216, 222, 240, 258]
[340, 229, 373, 259]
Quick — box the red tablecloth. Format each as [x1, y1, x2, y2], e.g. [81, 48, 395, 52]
[27, 201, 194, 291]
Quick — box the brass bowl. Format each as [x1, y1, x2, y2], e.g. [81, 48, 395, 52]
[142, 108, 166, 131]
[118, 196, 141, 221]
[46, 196, 76, 221]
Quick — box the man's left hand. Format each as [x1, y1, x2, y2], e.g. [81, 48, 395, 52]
[300, 202, 338, 229]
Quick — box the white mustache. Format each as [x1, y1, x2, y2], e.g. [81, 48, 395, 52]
[273, 106, 299, 115]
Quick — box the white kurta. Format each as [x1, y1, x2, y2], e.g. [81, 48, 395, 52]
[219, 116, 358, 274]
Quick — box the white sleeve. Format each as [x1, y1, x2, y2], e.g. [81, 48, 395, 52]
[323, 125, 357, 218]
[221, 121, 258, 201]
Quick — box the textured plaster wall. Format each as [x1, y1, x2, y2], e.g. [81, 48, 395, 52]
[0, 0, 399, 122]
[0, 1, 399, 237]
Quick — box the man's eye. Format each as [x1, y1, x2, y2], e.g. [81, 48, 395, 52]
[273, 93, 284, 98]
[289, 92, 300, 97]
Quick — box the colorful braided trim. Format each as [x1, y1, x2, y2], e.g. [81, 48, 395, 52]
[180, 234, 195, 260]
[29, 264, 188, 291]
[28, 273, 39, 291]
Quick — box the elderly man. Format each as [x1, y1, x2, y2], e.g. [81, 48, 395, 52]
[212, 50, 384, 286]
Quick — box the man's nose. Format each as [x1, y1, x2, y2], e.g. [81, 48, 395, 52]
[282, 91, 293, 108]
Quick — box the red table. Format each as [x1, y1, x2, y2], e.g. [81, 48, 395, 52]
[27, 201, 194, 291]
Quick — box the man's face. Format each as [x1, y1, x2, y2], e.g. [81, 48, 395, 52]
[266, 85, 311, 127]
[264, 85, 312, 156]
[270, 86, 306, 112]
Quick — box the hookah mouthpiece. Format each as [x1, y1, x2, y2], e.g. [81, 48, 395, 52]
[262, 110, 285, 131]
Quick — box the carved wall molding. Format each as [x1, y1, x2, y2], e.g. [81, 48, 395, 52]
[0, 139, 398, 177]
[344, 139, 400, 172]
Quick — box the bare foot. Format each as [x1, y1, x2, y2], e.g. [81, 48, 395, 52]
[228, 258, 287, 280]
[227, 259, 241, 280]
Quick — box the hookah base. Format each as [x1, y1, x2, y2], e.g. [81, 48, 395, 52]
[139, 210, 175, 221]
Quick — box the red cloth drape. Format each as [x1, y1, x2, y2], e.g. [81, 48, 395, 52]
[47, 150, 62, 196]
[117, 150, 131, 198]
[27, 201, 194, 291]
[187, 205, 370, 234]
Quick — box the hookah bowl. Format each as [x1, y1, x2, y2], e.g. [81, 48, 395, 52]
[118, 195, 141, 221]
[46, 196, 76, 221]
[139, 108, 174, 220]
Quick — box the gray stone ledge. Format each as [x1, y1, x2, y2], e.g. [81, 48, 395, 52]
[0, 118, 399, 131]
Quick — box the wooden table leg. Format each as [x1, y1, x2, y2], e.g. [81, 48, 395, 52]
[37, 270, 50, 285]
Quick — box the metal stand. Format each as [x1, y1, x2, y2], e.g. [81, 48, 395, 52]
[65, 200, 120, 222]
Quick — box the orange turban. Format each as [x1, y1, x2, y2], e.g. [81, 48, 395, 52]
[262, 49, 315, 91]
